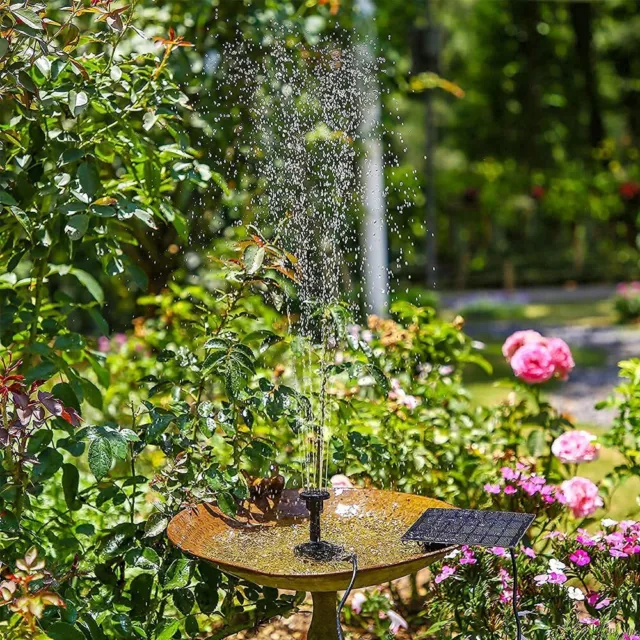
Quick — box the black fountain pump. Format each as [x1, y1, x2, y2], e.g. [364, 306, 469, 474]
[295, 489, 349, 562]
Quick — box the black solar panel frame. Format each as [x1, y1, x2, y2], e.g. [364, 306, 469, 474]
[402, 509, 535, 549]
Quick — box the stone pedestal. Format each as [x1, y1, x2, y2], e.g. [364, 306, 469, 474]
[307, 591, 340, 640]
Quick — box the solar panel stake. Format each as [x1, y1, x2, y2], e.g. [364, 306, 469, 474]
[403, 508, 535, 640]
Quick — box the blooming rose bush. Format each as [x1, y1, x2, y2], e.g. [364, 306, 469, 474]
[341, 325, 618, 638]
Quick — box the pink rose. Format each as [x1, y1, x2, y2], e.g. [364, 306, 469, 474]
[502, 330, 544, 361]
[561, 477, 603, 518]
[551, 431, 600, 464]
[547, 338, 575, 380]
[510, 343, 555, 384]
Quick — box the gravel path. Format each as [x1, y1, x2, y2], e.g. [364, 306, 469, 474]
[466, 321, 640, 427]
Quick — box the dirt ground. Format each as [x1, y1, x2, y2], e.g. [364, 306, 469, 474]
[231, 573, 422, 640]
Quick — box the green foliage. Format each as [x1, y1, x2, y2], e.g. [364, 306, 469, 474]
[3, 1, 640, 639]
[613, 284, 640, 323]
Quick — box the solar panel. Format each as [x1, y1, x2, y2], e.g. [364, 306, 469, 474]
[402, 509, 535, 549]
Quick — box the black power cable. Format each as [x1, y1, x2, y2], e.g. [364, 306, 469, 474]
[509, 547, 523, 640]
[335, 550, 520, 639]
[336, 553, 358, 640]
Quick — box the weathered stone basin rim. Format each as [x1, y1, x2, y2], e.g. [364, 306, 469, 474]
[167, 488, 455, 592]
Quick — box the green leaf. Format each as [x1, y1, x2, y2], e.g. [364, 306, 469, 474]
[81, 378, 103, 410]
[111, 613, 133, 637]
[54, 333, 86, 351]
[163, 558, 192, 590]
[101, 429, 127, 460]
[144, 512, 169, 538]
[12, 8, 43, 30]
[133, 208, 158, 229]
[216, 491, 237, 518]
[204, 338, 229, 350]
[71, 268, 104, 304]
[211, 171, 230, 196]
[130, 573, 154, 618]
[0, 510, 19, 532]
[366, 364, 390, 395]
[0, 189, 17, 205]
[195, 582, 219, 614]
[124, 257, 149, 290]
[144, 159, 161, 195]
[173, 588, 195, 615]
[136, 547, 161, 571]
[25, 360, 57, 384]
[225, 363, 248, 401]
[527, 429, 547, 457]
[155, 620, 181, 640]
[78, 162, 100, 197]
[60, 149, 84, 165]
[32, 447, 63, 481]
[27, 429, 52, 454]
[143, 110, 157, 131]
[62, 463, 81, 510]
[88, 437, 112, 481]
[69, 90, 89, 116]
[9, 206, 31, 236]
[46, 622, 85, 640]
[65, 215, 89, 240]
[35, 56, 51, 77]
[0, 39, 8, 58]
[52, 382, 81, 411]
[102, 523, 136, 557]
[244, 245, 265, 275]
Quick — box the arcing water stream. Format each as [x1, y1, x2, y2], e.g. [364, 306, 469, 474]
[213, 29, 419, 491]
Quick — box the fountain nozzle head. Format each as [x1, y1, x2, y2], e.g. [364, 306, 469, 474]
[300, 489, 330, 543]
[295, 489, 348, 562]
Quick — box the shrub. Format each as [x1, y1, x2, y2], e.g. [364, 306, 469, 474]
[614, 283, 640, 323]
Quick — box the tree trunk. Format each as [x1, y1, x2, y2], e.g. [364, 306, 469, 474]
[570, 2, 604, 148]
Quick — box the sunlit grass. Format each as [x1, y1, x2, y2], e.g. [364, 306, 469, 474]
[442, 299, 619, 327]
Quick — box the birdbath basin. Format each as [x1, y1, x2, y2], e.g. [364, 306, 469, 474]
[168, 488, 454, 639]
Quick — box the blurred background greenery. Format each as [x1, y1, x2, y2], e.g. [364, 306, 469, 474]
[108, 0, 640, 302]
